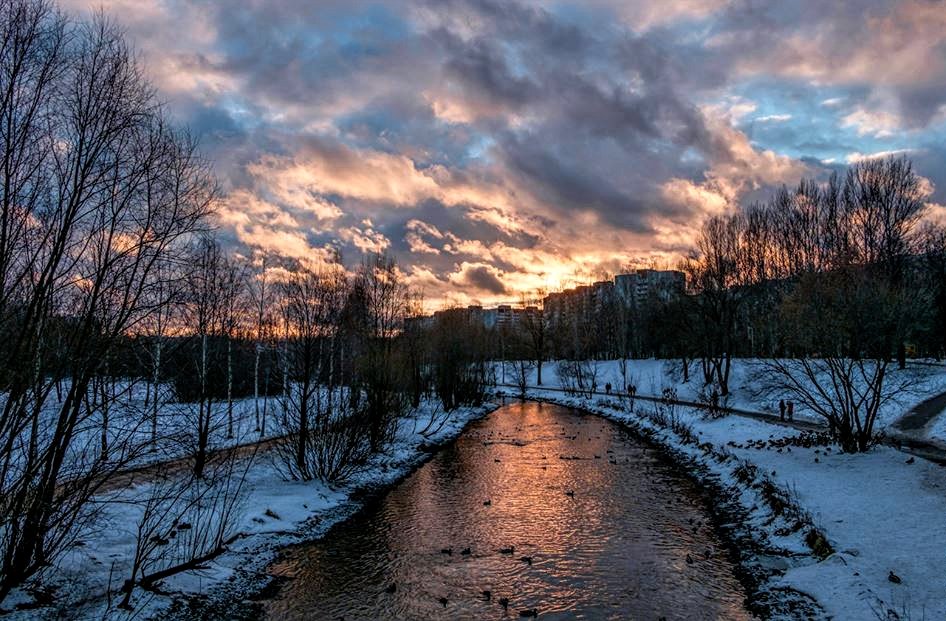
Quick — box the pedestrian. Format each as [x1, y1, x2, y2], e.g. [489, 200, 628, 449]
[779, 399, 786, 421]
[711, 388, 719, 414]
[605, 382, 612, 395]
[787, 400, 794, 421]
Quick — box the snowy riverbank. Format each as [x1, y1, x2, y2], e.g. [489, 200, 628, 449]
[10, 357, 946, 620]
[511, 385, 946, 620]
[4, 399, 501, 620]
[497, 358, 946, 439]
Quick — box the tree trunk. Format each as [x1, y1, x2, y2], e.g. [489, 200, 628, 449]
[152, 339, 161, 441]
[254, 344, 261, 432]
[195, 333, 209, 478]
[226, 337, 233, 439]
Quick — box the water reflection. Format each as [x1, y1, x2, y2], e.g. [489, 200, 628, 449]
[264, 401, 750, 620]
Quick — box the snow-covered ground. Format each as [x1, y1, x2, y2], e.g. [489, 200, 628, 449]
[930, 415, 946, 445]
[497, 358, 946, 438]
[9, 359, 946, 619]
[5, 398, 500, 620]
[512, 385, 946, 620]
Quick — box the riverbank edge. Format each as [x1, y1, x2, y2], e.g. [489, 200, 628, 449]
[511, 389, 827, 620]
[156, 399, 505, 621]
[163, 391, 826, 621]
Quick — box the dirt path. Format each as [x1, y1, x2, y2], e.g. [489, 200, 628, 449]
[98, 434, 287, 493]
[893, 391, 946, 433]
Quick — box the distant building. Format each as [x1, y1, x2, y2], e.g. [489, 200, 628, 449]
[408, 269, 685, 334]
[614, 269, 685, 307]
[496, 304, 515, 329]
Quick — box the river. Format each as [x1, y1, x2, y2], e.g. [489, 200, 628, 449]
[262, 401, 751, 620]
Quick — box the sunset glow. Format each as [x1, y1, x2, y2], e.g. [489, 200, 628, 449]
[60, 0, 946, 308]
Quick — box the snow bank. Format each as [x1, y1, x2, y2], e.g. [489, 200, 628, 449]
[497, 358, 946, 431]
[513, 385, 946, 620]
[5, 399, 500, 620]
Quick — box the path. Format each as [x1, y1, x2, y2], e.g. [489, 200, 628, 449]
[892, 390, 946, 433]
[496, 383, 946, 465]
[98, 433, 287, 492]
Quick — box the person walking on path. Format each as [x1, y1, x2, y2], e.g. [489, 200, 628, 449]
[779, 399, 786, 421]
[787, 400, 794, 421]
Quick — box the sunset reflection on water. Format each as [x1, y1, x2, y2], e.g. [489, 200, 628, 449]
[265, 401, 751, 620]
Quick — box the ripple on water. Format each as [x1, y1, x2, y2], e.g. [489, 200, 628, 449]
[264, 401, 751, 620]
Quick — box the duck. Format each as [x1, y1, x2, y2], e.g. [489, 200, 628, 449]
[483, 499, 492, 506]
[385, 583, 396, 594]
[499, 597, 510, 610]
[888, 571, 902, 584]
[439, 597, 449, 607]
[519, 556, 533, 565]
[499, 546, 515, 554]
[519, 608, 538, 618]
[460, 547, 472, 556]
[441, 548, 453, 555]
[481, 590, 492, 601]
[564, 490, 575, 497]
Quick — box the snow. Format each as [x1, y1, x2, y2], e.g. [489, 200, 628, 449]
[10, 358, 946, 619]
[512, 384, 946, 620]
[926, 406, 946, 444]
[5, 398, 500, 620]
[498, 358, 946, 431]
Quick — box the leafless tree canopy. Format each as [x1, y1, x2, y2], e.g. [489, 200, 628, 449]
[0, 0, 213, 600]
[681, 157, 938, 451]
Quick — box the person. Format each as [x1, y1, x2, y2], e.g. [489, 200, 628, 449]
[787, 400, 794, 421]
[605, 382, 612, 395]
[710, 388, 719, 414]
[779, 399, 786, 421]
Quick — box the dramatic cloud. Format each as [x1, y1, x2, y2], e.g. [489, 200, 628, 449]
[62, 0, 946, 307]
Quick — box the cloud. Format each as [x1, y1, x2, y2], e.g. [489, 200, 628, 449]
[454, 262, 507, 294]
[842, 107, 901, 138]
[756, 114, 793, 123]
[73, 0, 946, 304]
[845, 148, 919, 164]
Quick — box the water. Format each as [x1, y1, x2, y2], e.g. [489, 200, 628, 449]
[263, 401, 751, 620]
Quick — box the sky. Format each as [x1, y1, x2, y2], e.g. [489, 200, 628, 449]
[62, 0, 946, 309]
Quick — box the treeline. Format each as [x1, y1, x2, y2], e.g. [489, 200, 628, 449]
[499, 157, 945, 453]
[678, 156, 945, 451]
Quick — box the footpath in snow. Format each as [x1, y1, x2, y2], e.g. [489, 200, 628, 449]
[500, 358, 946, 440]
[511, 380, 946, 620]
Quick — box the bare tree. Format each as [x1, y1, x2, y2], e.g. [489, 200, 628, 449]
[429, 308, 489, 411]
[247, 253, 274, 434]
[519, 291, 547, 385]
[275, 264, 369, 483]
[0, 5, 213, 601]
[179, 236, 243, 479]
[684, 215, 748, 396]
[509, 358, 535, 399]
[760, 157, 931, 451]
[347, 254, 410, 452]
